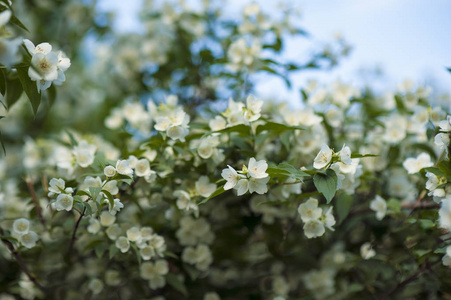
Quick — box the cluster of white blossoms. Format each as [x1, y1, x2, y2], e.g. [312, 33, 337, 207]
[435, 115, 451, 149]
[218, 95, 264, 127]
[140, 259, 169, 289]
[114, 226, 167, 260]
[48, 178, 74, 211]
[11, 218, 39, 249]
[182, 244, 214, 271]
[313, 143, 351, 170]
[221, 157, 270, 196]
[108, 155, 156, 182]
[227, 37, 261, 72]
[369, 195, 387, 221]
[425, 172, 447, 200]
[297, 198, 335, 239]
[73, 140, 97, 168]
[24, 39, 71, 92]
[153, 95, 190, 141]
[303, 268, 336, 300]
[175, 216, 215, 247]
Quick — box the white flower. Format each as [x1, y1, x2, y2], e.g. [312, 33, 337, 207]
[104, 166, 116, 177]
[135, 159, 151, 177]
[209, 116, 226, 131]
[435, 133, 450, 148]
[116, 159, 133, 177]
[439, 195, 451, 231]
[140, 260, 168, 288]
[106, 198, 124, 216]
[88, 278, 104, 295]
[100, 211, 116, 227]
[126, 227, 142, 242]
[360, 242, 376, 259]
[244, 94, 263, 122]
[369, 195, 387, 221]
[73, 140, 96, 168]
[87, 218, 101, 234]
[313, 144, 332, 169]
[439, 115, 451, 131]
[322, 207, 336, 231]
[235, 178, 249, 196]
[402, 152, 433, 174]
[303, 220, 325, 239]
[196, 176, 216, 198]
[103, 180, 119, 195]
[19, 231, 39, 249]
[140, 246, 156, 260]
[0, 10, 11, 27]
[55, 194, 73, 211]
[28, 52, 59, 82]
[339, 144, 352, 165]
[23, 39, 52, 55]
[248, 177, 269, 194]
[115, 236, 130, 253]
[221, 165, 240, 190]
[174, 190, 198, 213]
[48, 178, 65, 196]
[197, 136, 219, 159]
[247, 157, 268, 179]
[298, 198, 322, 223]
[13, 218, 30, 235]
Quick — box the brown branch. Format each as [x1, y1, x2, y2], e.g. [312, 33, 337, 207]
[25, 176, 45, 226]
[0, 228, 46, 292]
[380, 260, 440, 300]
[66, 207, 86, 260]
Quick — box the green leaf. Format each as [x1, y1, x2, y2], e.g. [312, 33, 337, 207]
[5, 77, 23, 109]
[350, 153, 379, 159]
[198, 186, 225, 204]
[89, 186, 102, 201]
[66, 130, 78, 147]
[423, 167, 444, 176]
[95, 243, 108, 259]
[0, 236, 18, 242]
[109, 244, 118, 259]
[102, 189, 115, 209]
[47, 85, 56, 108]
[267, 162, 309, 182]
[114, 174, 133, 185]
[166, 273, 188, 297]
[418, 219, 435, 230]
[0, 131, 5, 155]
[16, 67, 41, 116]
[438, 160, 451, 177]
[0, 6, 29, 31]
[0, 69, 6, 96]
[313, 169, 338, 203]
[336, 193, 353, 223]
[210, 124, 250, 136]
[82, 201, 93, 216]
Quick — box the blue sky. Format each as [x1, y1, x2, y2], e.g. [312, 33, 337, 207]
[98, 0, 451, 103]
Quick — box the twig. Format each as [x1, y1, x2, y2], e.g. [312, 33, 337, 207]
[0, 228, 46, 292]
[380, 260, 439, 300]
[67, 207, 86, 259]
[25, 176, 45, 226]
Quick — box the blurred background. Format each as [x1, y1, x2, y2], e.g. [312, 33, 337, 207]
[98, 0, 451, 105]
